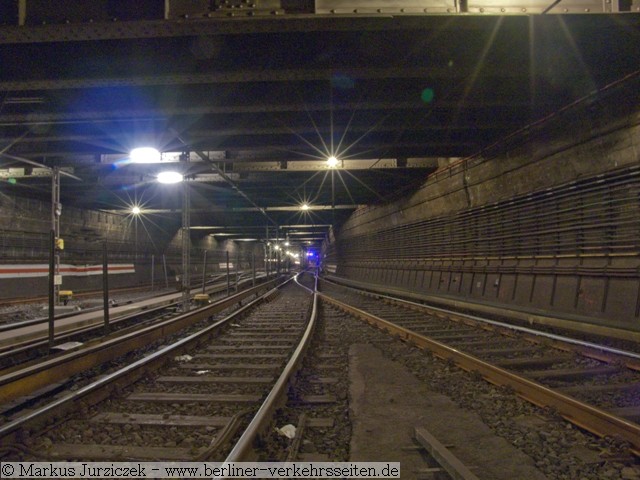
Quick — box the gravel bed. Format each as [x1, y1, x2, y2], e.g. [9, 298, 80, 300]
[322, 283, 640, 440]
[258, 315, 351, 462]
[6, 283, 309, 462]
[134, 379, 267, 396]
[103, 400, 248, 418]
[261, 301, 640, 479]
[44, 420, 216, 450]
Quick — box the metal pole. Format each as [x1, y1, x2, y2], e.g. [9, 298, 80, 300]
[202, 250, 207, 294]
[265, 225, 269, 279]
[181, 174, 191, 312]
[51, 167, 61, 306]
[103, 241, 110, 334]
[151, 254, 155, 291]
[252, 251, 256, 287]
[226, 250, 230, 296]
[162, 254, 169, 289]
[134, 216, 138, 261]
[48, 230, 55, 349]
[235, 251, 239, 292]
[276, 226, 279, 276]
[331, 169, 335, 223]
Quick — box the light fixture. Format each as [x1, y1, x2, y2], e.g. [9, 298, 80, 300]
[300, 203, 310, 211]
[130, 147, 161, 163]
[131, 206, 141, 215]
[157, 171, 183, 184]
[326, 156, 339, 168]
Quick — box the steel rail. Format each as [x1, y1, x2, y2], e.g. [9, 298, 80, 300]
[0, 272, 260, 334]
[0, 276, 293, 441]
[324, 277, 640, 365]
[0, 303, 170, 360]
[318, 291, 640, 455]
[0, 277, 283, 405]
[323, 275, 640, 344]
[220, 273, 318, 468]
[0, 273, 262, 354]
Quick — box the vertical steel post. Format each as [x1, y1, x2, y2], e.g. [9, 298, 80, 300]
[252, 251, 256, 287]
[134, 215, 138, 261]
[202, 250, 207, 294]
[51, 167, 61, 306]
[235, 251, 239, 292]
[266, 245, 270, 278]
[48, 230, 55, 349]
[18, 0, 27, 26]
[103, 241, 110, 334]
[162, 254, 169, 289]
[276, 226, 279, 275]
[331, 169, 335, 223]
[226, 251, 230, 296]
[265, 225, 269, 279]
[151, 254, 155, 291]
[181, 161, 191, 312]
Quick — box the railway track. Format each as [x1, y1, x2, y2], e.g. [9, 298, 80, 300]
[0, 271, 259, 310]
[0, 276, 281, 416]
[0, 274, 316, 462]
[3, 272, 633, 478]
[318, 278, 640, 456]
[0, 273, 265, 371]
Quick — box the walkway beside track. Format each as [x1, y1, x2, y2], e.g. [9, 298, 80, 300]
[0, 294, 177, 349]
[0, 274, 270, 349]
[349, 343, 549, 480]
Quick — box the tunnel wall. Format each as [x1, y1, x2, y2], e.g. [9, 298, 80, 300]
[325, 89, 640, 331]
[0, 197, 263, 299]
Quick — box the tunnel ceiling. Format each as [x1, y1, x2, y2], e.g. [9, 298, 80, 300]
[0, 4, 639, 245]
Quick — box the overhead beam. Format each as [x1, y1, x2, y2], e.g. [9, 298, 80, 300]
[0, 9, 634, 45]
[0, 66, 487, 92]
[0, 15, 529, 45]
[0, 100, 530, 123]
[103, 205, 359, 215]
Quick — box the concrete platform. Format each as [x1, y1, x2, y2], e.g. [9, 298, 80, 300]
[0, 294, 179, 349]
[349, 344, 549, 480]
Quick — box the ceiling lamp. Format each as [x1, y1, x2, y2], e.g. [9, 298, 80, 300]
[130, 147, 161, 163]
[300, 203, 310, 211]
[326, 156, 339, 168]
[157, 171, 183, 184]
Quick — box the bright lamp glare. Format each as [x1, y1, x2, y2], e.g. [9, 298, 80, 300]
[130, 147, 161, 163]
[157, 171, 183, 184]
[326, 156, 339, 168]
[300, 203, 310, 211]
[131, 206, 141, 215]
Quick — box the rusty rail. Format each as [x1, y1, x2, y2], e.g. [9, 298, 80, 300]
[0, 277, 283, 405]
[319, 292, 640, 455]
[222, 272, 318, 463]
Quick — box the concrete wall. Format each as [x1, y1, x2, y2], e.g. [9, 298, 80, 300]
[326, 84, 640, 331]
[0, 196, 264, 299]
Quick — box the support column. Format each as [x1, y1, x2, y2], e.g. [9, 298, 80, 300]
[181, 156, 191, 312]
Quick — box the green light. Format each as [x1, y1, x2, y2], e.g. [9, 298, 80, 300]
[7, 178, 16, 185]
[421, 88, 435, 104]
